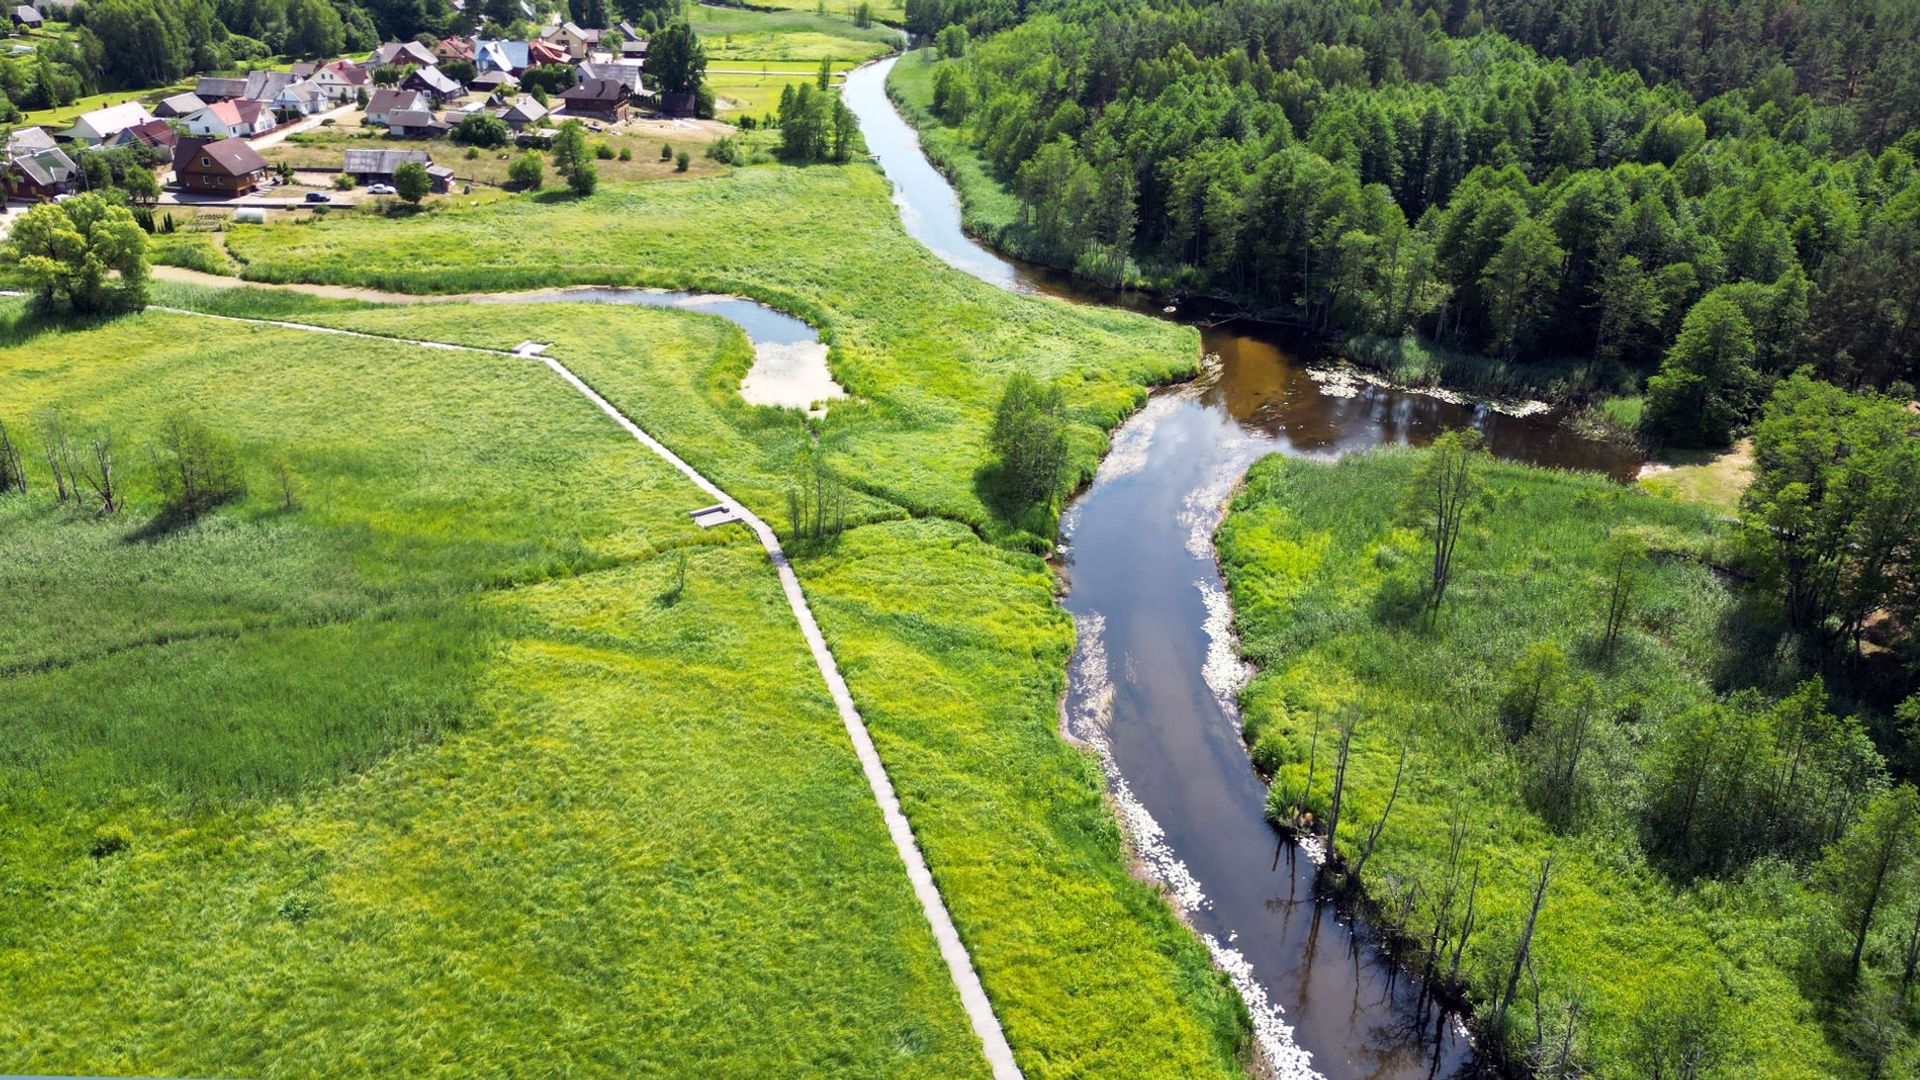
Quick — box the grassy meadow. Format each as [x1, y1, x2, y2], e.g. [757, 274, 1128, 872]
[0, 301, 988, 1075]
[692, 4, 902, 63]
[10, 151, 1256, 1073]
[1217, 450, 1837, 1077]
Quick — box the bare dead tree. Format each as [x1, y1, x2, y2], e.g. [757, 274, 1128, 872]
[0, 418, 25, 494]
[75, 428, 118, 515]
[274, 457, 300, 511]
[1350, 737, 1411, 885]
[1408, 428, 1484, 608]
[1496, 854, 1555, 1032]
[39, 412, 72, 503]
[1447, 861, 1479, 987]
[1426, 812, 1469, 971]
[1326, 707, 1359, 855]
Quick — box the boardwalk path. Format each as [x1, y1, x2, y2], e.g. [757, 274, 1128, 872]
[148, 279, 1024, 1080]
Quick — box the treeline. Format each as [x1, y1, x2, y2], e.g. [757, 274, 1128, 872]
[916, 0, 1920, 434]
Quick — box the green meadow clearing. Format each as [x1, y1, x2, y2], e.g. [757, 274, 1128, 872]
[1218, 451, 1836, 1076]
[691, 4, 901, 63]
[8, 158, 1251, 1075]
[0, 303, 990, 1075]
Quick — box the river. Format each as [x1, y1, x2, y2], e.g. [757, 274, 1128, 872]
[842, 56, 1643, 1079]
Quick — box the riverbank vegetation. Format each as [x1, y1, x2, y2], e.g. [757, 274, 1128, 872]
[7, 153, 1255, 1073]
[1219, 397, 1920, 1074]
[887, 0, 1920, 434]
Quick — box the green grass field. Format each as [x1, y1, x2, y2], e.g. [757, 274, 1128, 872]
[6, 155, 1253, 1074]
[1218, 450, 1837, 1077]
[692, 4, 903, 62]
[0, 301, 988, 1074]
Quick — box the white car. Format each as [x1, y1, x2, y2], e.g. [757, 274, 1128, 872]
[366, 183, 397, 195]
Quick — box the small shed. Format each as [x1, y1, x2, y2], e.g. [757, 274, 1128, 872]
[11, 5, 41, 29]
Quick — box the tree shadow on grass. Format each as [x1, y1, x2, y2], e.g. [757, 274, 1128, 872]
[122, 508, 201, 545]
[1369, 573, 1431, 629]
[0, 302, 138, 349]
[971, 461, 1055, 547]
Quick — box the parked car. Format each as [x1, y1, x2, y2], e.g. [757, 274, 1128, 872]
[303, 191, 331, 203]
[366, 183, 396, 195]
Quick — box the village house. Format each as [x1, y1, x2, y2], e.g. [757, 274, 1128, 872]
[402, 65, 462, 104]
[184, 98, 277, 139]
[578, 61, 644, 96]
[387, 109, 449, 139]
[657, 91, 696, 118]
[557, 77, 629, 122]
[311, 61, 370, 103]
[618, 37, 646, 60]
[496, 94, 547, 131]
[470, 69, 518, 96]
[341, 148, 454, 192]
[542, 21, 600, 60]
[433, 35, 474, 63]
[3, 127, 75, 199]
[10, 5, 40, 30]
[474, 38, 530, 76]
[365, 88, 429, 126]
[527, 37, 568, 67]
[194, 76, 247, 101]
[154, 92, 206, 118]
[238, 69, 296, 105]
[172, 136, 270, 196]
[122, 118, 180, 152]
[63, 101, 154, 147]
[272, 79, 332, 117]
[369, 40, 438, 68]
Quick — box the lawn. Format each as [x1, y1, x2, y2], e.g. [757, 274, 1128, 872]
[692, 3, 903, 62]
[0, 301, 985, 1075]
[164, 158, 1255, 1073]
[1217, 449, 1840, 1077]
[1638, 438, 1754, 512]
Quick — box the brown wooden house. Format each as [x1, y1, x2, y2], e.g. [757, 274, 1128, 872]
[172, 136, 270, 196]
[558, 77, 630, 122]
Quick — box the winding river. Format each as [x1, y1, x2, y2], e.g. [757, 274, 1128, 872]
[842, 57, 1641, 1079]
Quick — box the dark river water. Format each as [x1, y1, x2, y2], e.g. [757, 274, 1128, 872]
[842, 57, 1641, 1079]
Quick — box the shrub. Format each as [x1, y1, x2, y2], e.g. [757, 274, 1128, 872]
[593, 142, 614, 160]
[618, 146, 632, 161]
[332, 172, 354, 189]
[392, 161, 431, 205]
[452, 112, 509, 148]
[568, 160, 598, 197]
[674, 150, 690, 172]
[705, 135, 746, 166]
[507, 152, 544, 190]
[150, 411, 245, 522]
[660, 142, 673, 161]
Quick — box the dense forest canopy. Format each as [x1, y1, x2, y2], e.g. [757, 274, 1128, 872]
[914, 0, 1920, 435]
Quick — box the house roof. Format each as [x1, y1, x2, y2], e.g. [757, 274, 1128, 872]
[276, 79, 330, 106]
[435, 35, 474, 59]
[406, 66, 460, 94]
[10, 145, 74, 187]
[526, 39, 567, 65]
[7, 125, 55, 153]
[366, 88, 426, 115]
[475, 38, 530, 71]
[289, 61, 317, 77]
[13, 5, 41, 22]
[500, 95, 546, 120]
[176, 136, 268, 177]
[471, 69, 518, 86]
[242, 69, 295, 101]
[560, 78, 628, 104]
[155, 91, 207, 116]
[342, 147, 434, 173]
[388, 109, 446, 129]
[124, 118, 179, 148]
[370, 41, 438, 67]
[579, 61, 643, 93]
[69, 101, 152, 139]
[319, 60, 370, 84]
[195, 76, 247, 100]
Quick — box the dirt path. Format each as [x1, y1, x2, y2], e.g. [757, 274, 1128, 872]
[146, 284, 1024, 1080]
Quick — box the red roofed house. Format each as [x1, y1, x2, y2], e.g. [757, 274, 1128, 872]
[184, 98, 277, 138]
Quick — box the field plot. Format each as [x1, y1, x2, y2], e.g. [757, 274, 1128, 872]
[0, 301, 984, 1076]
